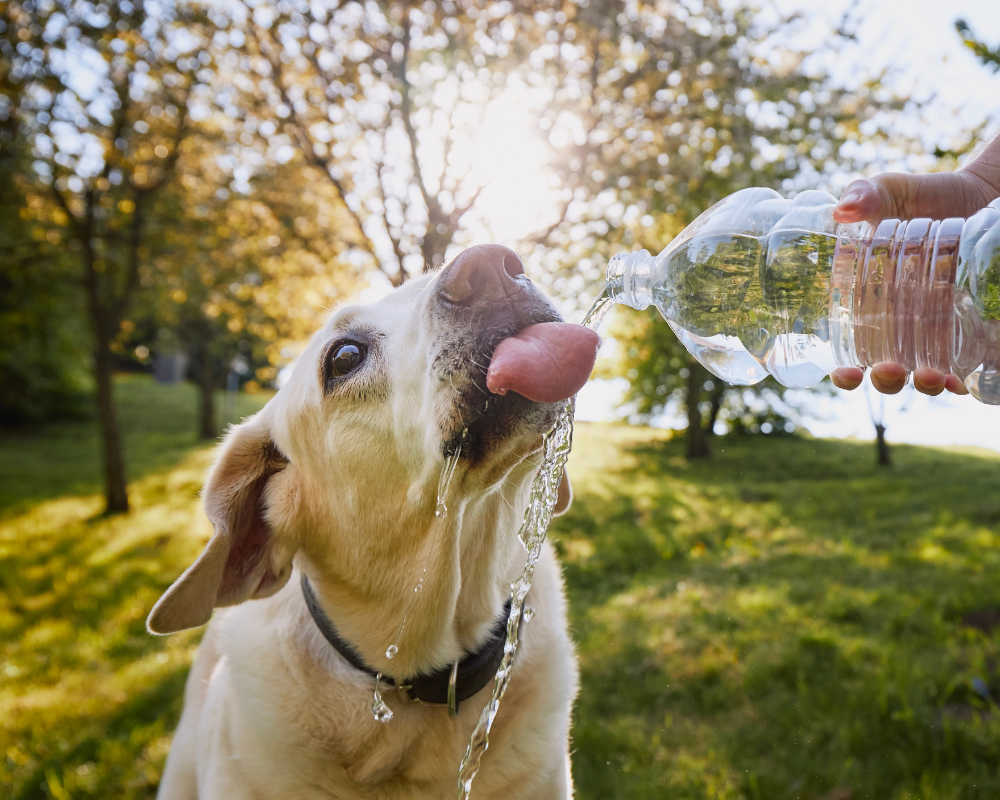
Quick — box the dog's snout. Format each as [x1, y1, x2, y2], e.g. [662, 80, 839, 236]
[438, 244, 524, 307]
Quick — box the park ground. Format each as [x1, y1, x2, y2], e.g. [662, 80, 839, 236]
[3, 377, 1000, 798]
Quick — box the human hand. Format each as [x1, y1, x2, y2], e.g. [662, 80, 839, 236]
[829, 136, 1000, 396]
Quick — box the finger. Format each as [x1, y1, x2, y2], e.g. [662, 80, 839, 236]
[945, 374, 969, 395]
[872, 172, 987, 222]
[830, 367, 865, 391]
[912, 367, 946, 396]
[832, 179, 882, 223]
[869, 362, 908, 395]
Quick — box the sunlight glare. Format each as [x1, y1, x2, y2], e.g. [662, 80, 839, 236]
[468, 94, 561, 242]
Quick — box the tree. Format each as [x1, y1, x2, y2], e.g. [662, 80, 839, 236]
[231, 0, 553, 285]
[134, 131, 358, 439]
[9, 0, 213, 511]
[0, 125, 90, 425]
[521, 0, 901, 456]
[865, 385, 891, 467]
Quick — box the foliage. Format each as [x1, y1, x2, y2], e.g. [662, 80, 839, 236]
[957, 21, 1000, 72]
[227, 0, 560, 282]
[6, 380, 1000, 798]
[128, 131, 359, 436]
[0, 141, 90, 424]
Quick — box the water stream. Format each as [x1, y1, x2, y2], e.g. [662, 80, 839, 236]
[454, 289, 612, 798]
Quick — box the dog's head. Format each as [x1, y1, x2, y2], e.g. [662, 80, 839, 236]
[148, 245, 591, 668]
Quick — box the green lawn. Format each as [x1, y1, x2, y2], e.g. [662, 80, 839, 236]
[557, 427, 1000, 800]
[0, 376, 269, 798]
[3, 378, 1000, 798]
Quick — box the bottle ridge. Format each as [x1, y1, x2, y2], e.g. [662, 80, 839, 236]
[606, 188, 1000, 403]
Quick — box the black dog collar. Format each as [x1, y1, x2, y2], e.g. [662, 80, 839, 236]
[301, 573, 521, 715]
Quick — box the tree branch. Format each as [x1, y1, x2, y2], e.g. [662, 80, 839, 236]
[245, 22, 379, 262]
[394, 19, 434, 214]
[374, 138, 407, 287]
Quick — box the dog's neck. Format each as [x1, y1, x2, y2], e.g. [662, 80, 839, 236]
[297, 483, 526, 681]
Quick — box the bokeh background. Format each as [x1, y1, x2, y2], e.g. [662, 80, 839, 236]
[2, 0, 1000, 797]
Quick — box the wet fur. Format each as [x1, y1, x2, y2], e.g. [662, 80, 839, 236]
[150, 268, 579, 799]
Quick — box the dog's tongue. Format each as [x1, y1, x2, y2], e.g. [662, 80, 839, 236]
[487, 323, 600, 404]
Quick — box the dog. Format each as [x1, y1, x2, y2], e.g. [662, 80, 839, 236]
[148, 244, 597, 799]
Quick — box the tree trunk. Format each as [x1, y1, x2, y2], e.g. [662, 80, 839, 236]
[93, 341, 129, 513]
[875, 423, 891, 466]
[686, 362, 710, 459]
[80, 212, 130, 515]
[198, 348, 217, 441]
[706, 381, 725, 438]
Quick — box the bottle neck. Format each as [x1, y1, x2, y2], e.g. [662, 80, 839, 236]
[606, 249, 655, 311]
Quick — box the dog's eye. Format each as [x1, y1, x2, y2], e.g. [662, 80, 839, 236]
[326, 342, 367, 381]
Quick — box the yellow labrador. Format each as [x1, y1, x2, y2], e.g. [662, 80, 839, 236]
[149, 245, 599, 799]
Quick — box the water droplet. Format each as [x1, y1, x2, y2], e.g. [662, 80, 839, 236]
[385, 644, 398, 659]
[414, 584, 422, 593]
[370, 673, 393, 723]
[435, 447, 461, 517]
[523, 606, 535, 622]
[371, 697, 393, 723]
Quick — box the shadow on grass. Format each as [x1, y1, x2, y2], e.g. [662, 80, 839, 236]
[9, 666, 189, 800]
[0, 379, 252, 797]
[554, 427, 1000, 800]
[0, 375, 270, 517]
[0, 449, 211, 797]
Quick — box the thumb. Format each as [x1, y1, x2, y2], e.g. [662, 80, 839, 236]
[832, 178, 883, 223]
[833, 172, 987, 224]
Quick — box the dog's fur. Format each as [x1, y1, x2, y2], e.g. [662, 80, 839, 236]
[149, 249, 579, 799]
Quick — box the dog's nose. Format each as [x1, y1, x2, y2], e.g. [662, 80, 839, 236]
[437, 244, 525, 306]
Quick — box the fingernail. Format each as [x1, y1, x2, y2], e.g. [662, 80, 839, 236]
[837, 192, 861, 207]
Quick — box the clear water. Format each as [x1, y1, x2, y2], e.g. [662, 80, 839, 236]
[437, 442, 462, 517]
[370, 673, 393, 723]
[455, 292, 608, 798]
[654, 227, 839, 389]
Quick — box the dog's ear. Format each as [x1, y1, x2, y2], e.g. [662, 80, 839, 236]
[553, 469, 573, 516]
[147, 412, 296, 635]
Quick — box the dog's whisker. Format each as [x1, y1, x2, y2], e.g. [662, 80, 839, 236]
[496, 485, 517, 512]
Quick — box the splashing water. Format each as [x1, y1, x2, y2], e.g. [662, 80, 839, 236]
[454, 289, 609, 799]
[454, 404, 574, 797]
[437, 435, 463, 517]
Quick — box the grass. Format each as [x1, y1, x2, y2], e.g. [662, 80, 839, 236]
[4, 378, 1000, 798]
[555, 427, 1000, 800]
[0, 376, 269, 798]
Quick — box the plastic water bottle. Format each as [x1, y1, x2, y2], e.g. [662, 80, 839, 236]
[605, 188, 1000, 403]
